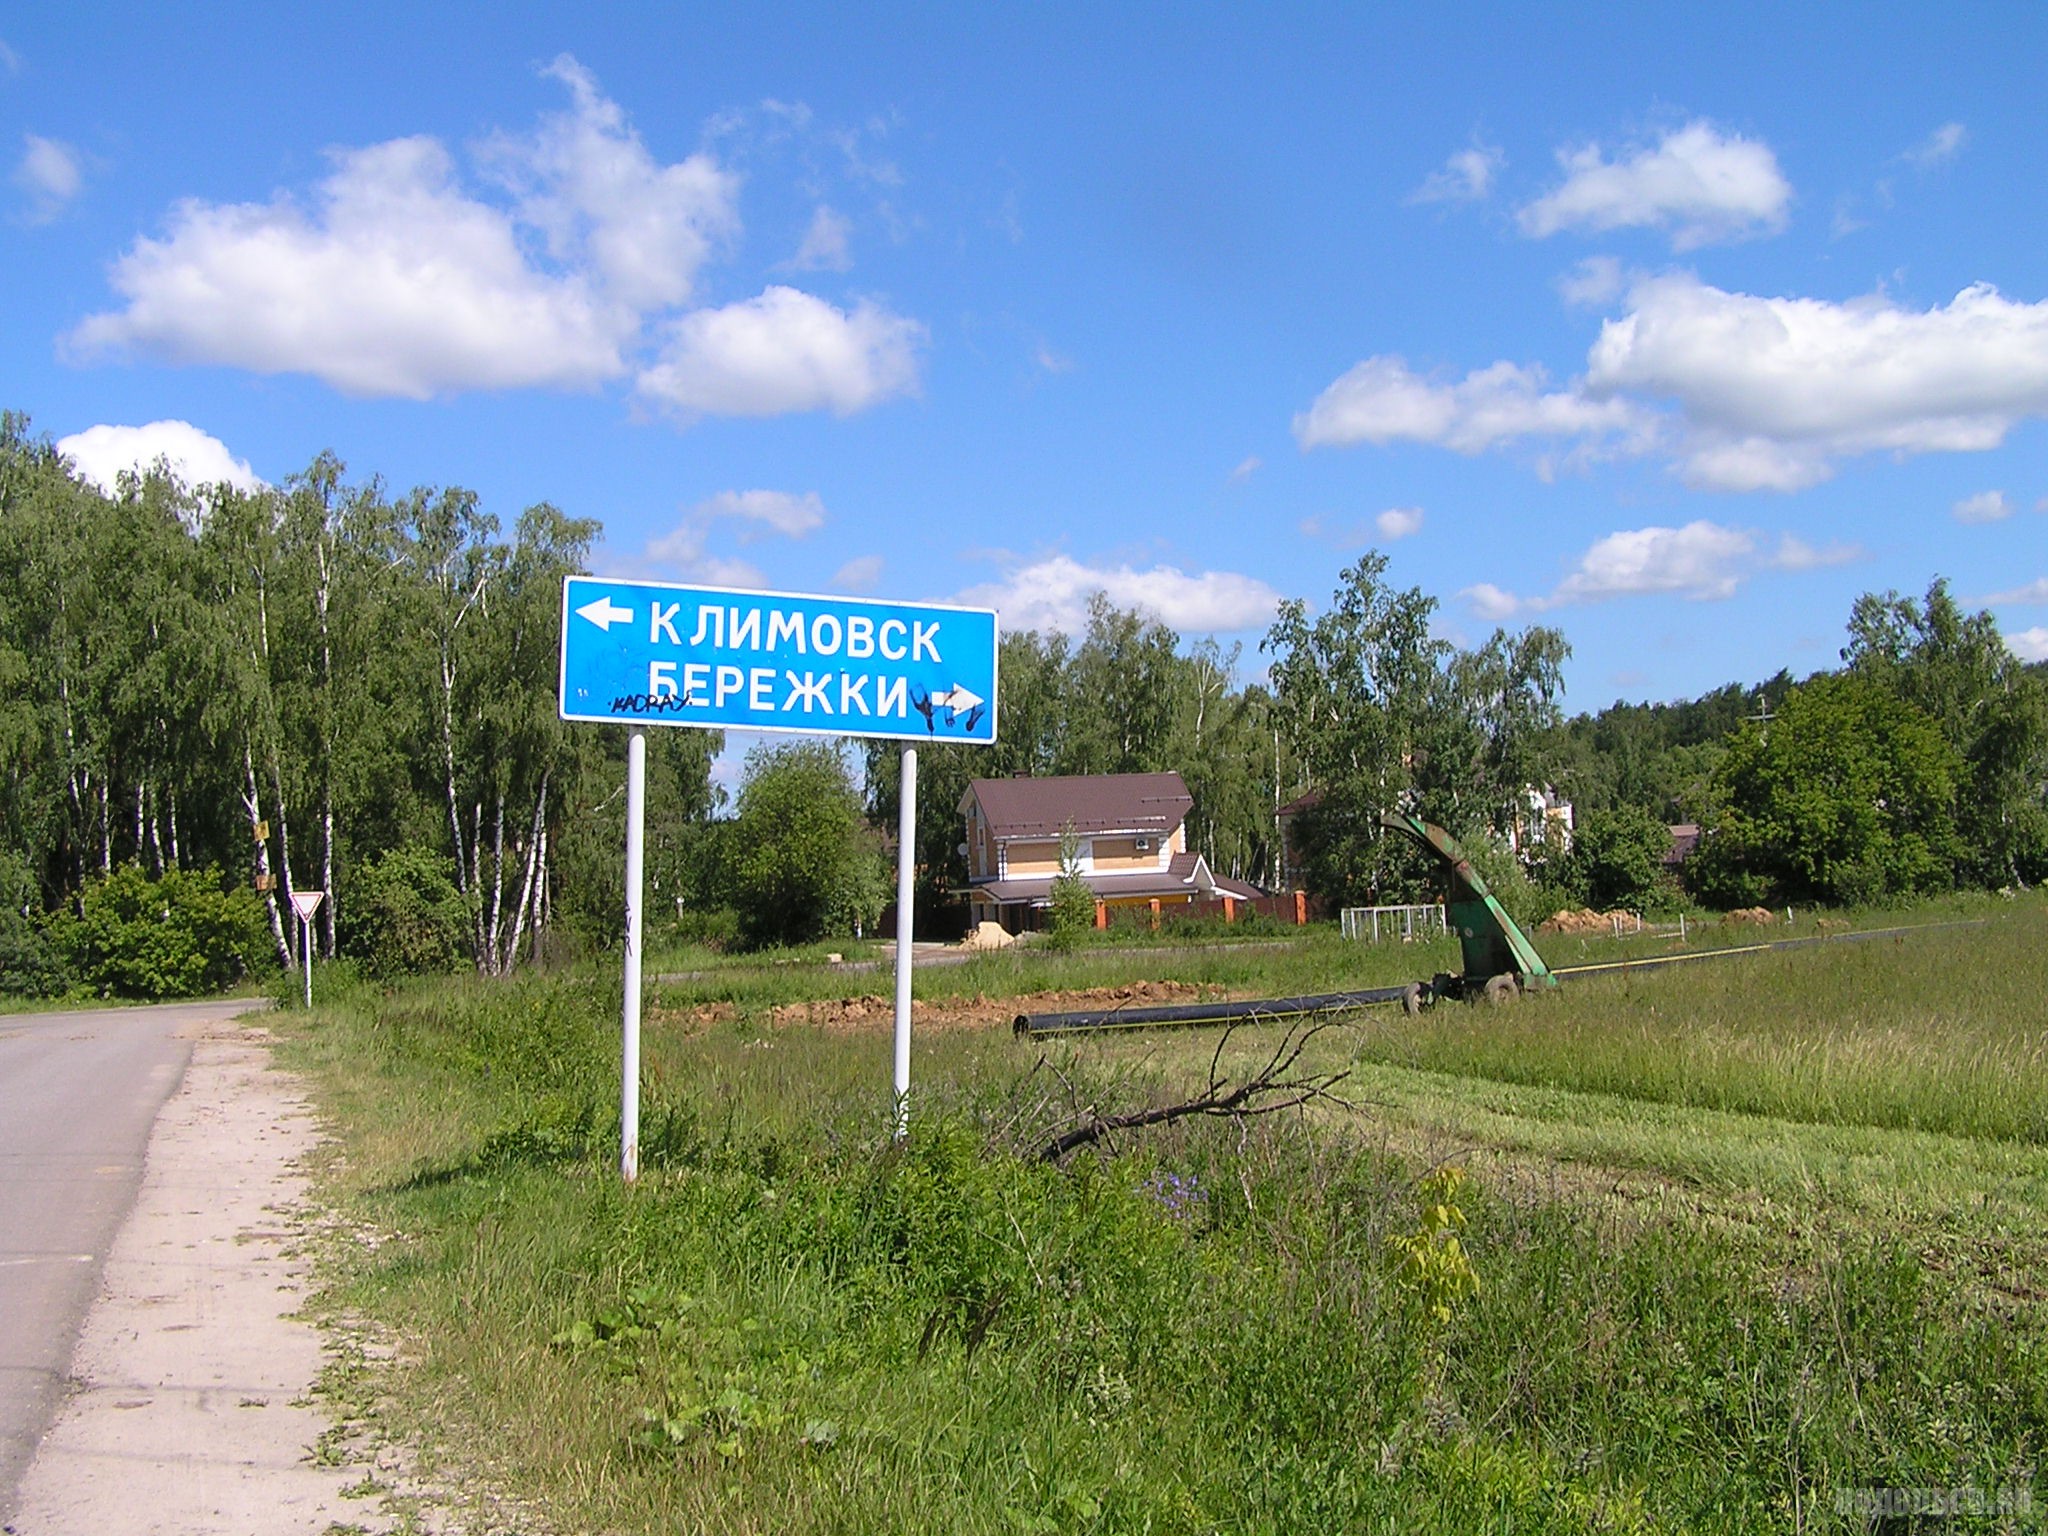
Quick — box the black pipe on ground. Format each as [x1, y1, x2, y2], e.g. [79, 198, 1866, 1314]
[1011, 918, 1986, 1039]
[1013, 985, 1415, 1038]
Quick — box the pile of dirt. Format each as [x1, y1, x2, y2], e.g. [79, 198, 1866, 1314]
[767, 979, 1218, 1033]
[959, 921, 1016, 951]
[1537, 908, 1639, 935]
[647, 1001, 739, 1032]
[1723, 907, 1778, 926]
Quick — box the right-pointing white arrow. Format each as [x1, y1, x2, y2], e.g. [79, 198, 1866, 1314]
[577, 595, 635, 632]
[933, 684, 984, 714]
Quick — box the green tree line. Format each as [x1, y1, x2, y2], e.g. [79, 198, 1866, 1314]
[5, 409, 2043, 995]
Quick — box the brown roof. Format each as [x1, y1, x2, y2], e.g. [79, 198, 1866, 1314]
[961, 772, 1193, 839]
[1665, 823, 1702, 868]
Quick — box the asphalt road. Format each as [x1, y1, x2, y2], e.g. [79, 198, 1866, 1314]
[0, 998, 261, 1523]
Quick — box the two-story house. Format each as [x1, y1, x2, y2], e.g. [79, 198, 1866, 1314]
[959, 771, 1262, 933]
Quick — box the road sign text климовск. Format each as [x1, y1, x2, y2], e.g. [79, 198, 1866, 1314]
[559, 577, 998, 745]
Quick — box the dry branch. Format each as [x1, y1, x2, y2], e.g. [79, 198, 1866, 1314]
[1037, 1013, 1357, 1162]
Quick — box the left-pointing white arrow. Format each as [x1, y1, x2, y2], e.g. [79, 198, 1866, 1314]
[577, 595, 635, 631]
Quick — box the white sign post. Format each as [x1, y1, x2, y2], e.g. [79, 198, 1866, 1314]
[892, 748, 917, 1138]
[558, 578, 999, 1180]
[620, 728, 646, 1182]
[290, 890, 325, 1009]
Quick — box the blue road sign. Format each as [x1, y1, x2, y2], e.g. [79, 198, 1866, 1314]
[559, 576, 999, 744]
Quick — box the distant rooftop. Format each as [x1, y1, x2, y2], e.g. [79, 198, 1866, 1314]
[962, 771, 1193, 838]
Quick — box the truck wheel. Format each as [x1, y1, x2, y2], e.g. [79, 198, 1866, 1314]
[1482, 973, 1519, 1006]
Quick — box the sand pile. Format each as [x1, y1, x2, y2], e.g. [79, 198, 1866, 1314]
[1723, 907, 1777, 925]
[1536, 908, 1639, 935]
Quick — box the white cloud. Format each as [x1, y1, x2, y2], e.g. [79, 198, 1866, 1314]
[784, 205, 852, 271]
[1557, 255, 1626, 308]
[641, 520, 766, 588]
[1519, 121, 1791, 250]
[1411, 142, 1504, 204]
[692, 488, 826, 539]
[0, 39, 20, 75]
[954, 555, 1281, 637]
[1770, 533, 1863, 570]
[1375, 506, 1424, 540]
[481, 54, 738, 314]
[1588, 274, 2048, 489]
[1229, 455, 1261, 482]
[832, 554, 884, 591]
[638, 285, 924, 418]
[1463, 520, 1805, 617]
[1905, 122, 1967, 169]
[1459, 582, 1524, 622]
[57, 419, 263, 495]
[632, 485, 824, 586]
[64, 59, 917, 425]
[1552, 521, 1755, 604]
[68, 133, 635, 397]
[15, 133, 82, 222]
[1293, 354, 1649, 456]
[1985, 578, 2048, 605]
[1953, 490, 2013, 524]
[2007, 627, 2048, 663]
[1033, 342, 1074, 376]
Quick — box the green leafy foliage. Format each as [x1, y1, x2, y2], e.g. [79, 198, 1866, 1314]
[286, 917, 2048, 1534]
[1045, 822, 1097, 949]
[1568, 805, 1673, 912]
[61, 864, 270, 998]
[0, 850, 68, 996]
[1690, 673, 1961, 907]
[728, 742, 886, 950]
[341, 844, 471, 980]
[1265, 554, 1569, 907]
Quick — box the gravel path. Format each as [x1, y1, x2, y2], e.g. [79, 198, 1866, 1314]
[6, 1015, 392, 1535]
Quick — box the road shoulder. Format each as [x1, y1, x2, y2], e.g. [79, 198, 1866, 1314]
[7, 1015, 392, 1535]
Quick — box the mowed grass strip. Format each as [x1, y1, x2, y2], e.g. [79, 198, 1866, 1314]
[1342, 905, 2048, 1144]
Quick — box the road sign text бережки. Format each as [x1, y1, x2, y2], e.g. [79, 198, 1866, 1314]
[557, 576, 999, 745]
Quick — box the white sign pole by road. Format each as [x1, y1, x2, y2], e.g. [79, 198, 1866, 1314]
[560, 579, 997, 1174]
[892, 748, 917, 1138]
[290, 889, 325, 1009]
[621, 727, 647, 1183]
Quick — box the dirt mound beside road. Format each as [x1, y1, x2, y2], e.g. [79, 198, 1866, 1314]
[769, 979, 1219, 1033]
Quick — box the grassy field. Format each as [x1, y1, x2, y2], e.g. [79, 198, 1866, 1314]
[280, 893, 2048, 1534]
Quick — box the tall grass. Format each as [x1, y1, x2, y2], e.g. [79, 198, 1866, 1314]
[281, 908, 2048, 1534]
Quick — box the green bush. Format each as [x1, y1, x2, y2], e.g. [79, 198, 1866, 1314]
[0, 852, 70, 997]
[1569, 806, 1674, 913]
[729, 742, 886, 950]
[64, 864, 271, 998]
[342, 844, 471, 980]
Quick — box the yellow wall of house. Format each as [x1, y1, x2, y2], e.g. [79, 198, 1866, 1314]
[1004, 839, 1062, 875]
[1090, 836, 1163, 871]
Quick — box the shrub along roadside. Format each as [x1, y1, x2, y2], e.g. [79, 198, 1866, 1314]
[284, 968, 2048, 1535]
[44, 864, 271, 999]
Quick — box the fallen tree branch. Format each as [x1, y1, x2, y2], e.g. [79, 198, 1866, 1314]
[1037, 1012, 1357, 1162]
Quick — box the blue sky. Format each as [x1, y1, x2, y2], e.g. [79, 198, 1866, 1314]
[9, 0, 2048, 728]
